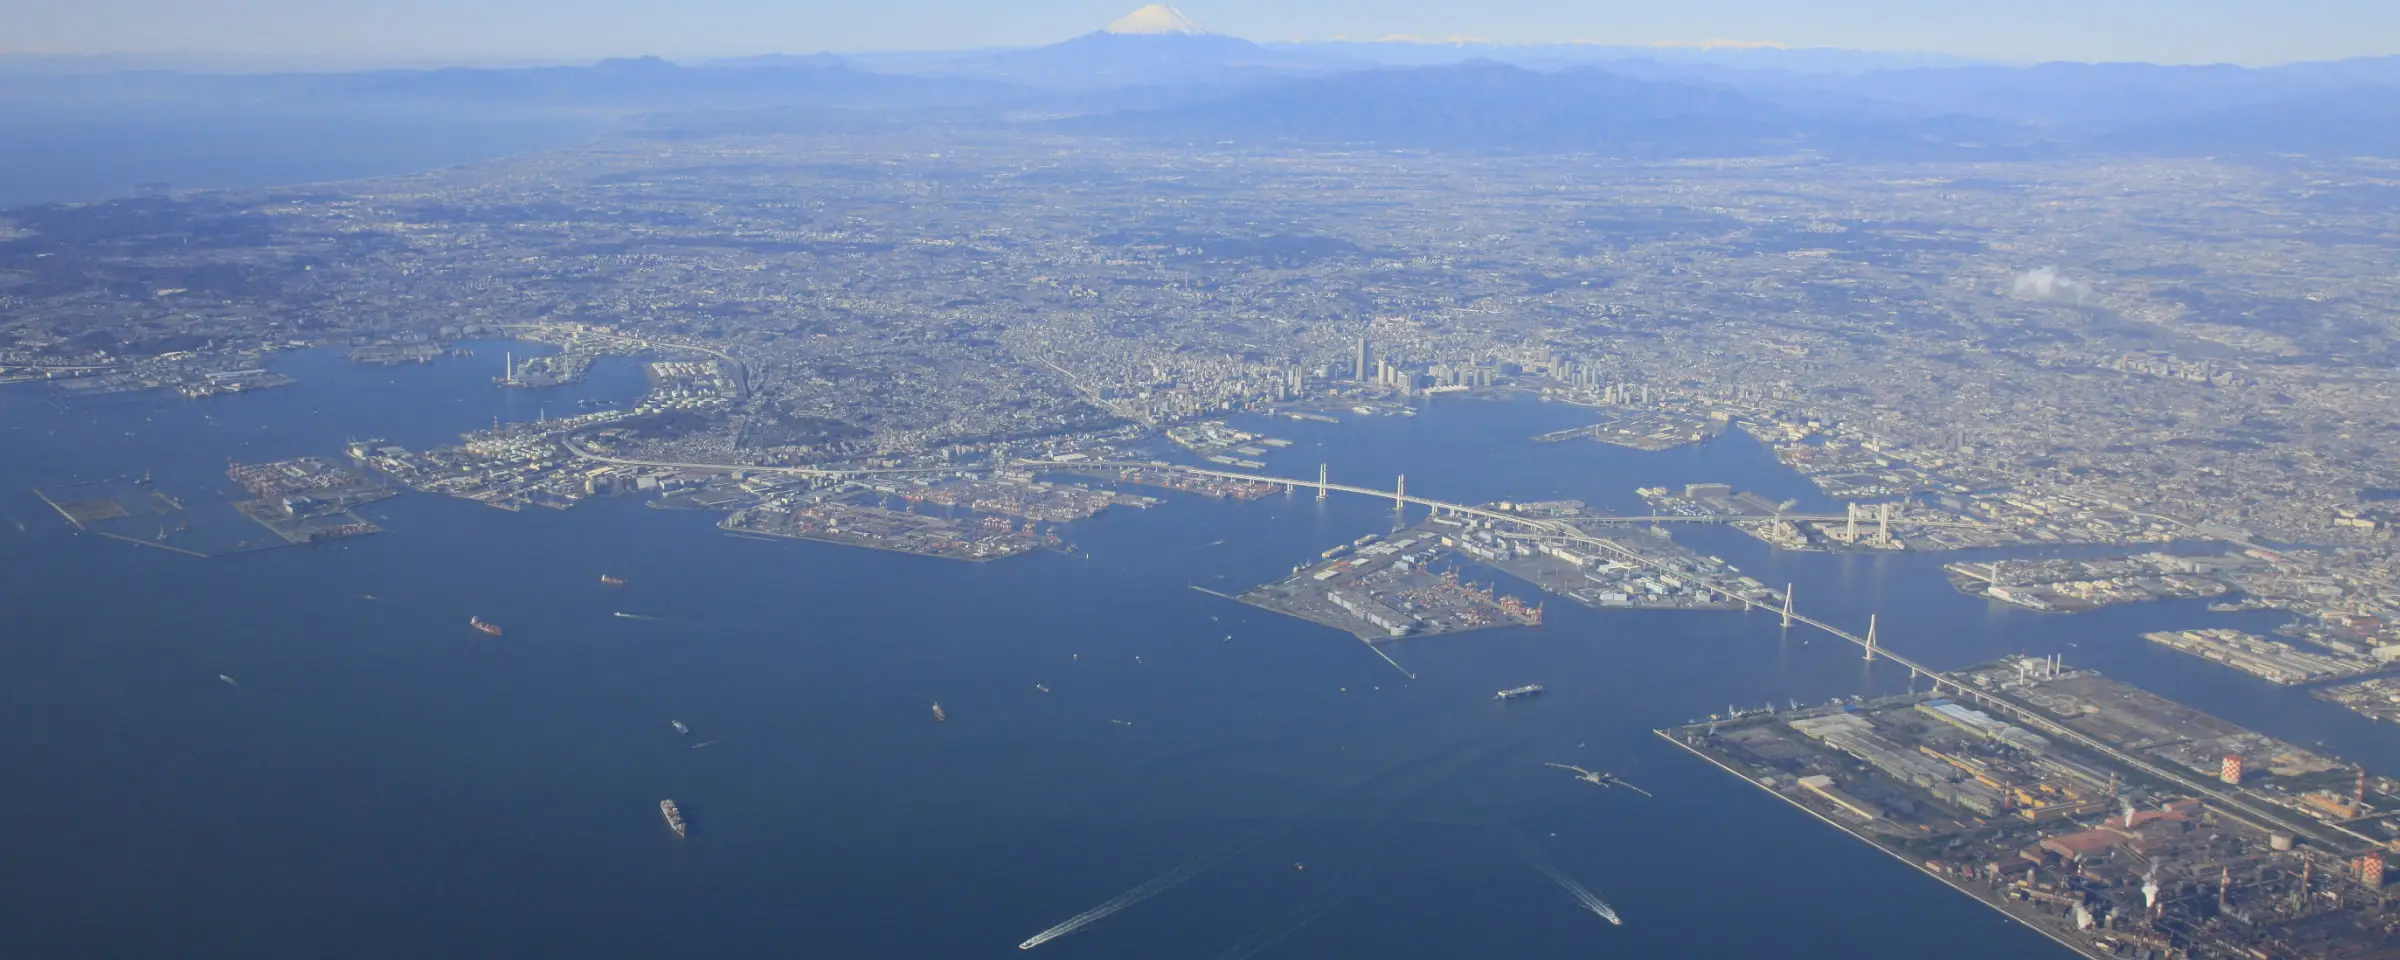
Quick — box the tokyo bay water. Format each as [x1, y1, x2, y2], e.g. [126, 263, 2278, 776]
[1, 345, 2382, 958]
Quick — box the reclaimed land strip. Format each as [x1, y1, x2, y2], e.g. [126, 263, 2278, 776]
[31, 488, 83, 530]
[92, 530, 210, 558]
[716, 526, 1013, 562]
[1655, 728, 2108, 960]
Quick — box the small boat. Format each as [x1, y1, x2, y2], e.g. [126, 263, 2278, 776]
[931, 702, 948, 723]
[1034, 683, 1051, 694]
[671, 720, 690, 736]
[217, 674, 239, 687]
[600, 574, 626, 587]
[470, 616, 503, 637]
[660, 799, 687, 839]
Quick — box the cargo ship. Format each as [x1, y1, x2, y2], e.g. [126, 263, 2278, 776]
[659, 799, 686, 839]
[470, 616, 503, 637]
[931, 702, 947, 723]
[1495, 684, 1544, 701]
[600, 574, 626, 587]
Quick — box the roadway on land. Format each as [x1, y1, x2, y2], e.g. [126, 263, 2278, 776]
[561, 435, 963, 478]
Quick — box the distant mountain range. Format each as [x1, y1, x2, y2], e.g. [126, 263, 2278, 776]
[863, 30, 1313, 91]
[0, 55, 1009, 112]
[3, 4, 2396, 160]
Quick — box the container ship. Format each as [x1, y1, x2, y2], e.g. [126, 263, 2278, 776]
[931, 702, 948, 723]
[470, 616, 503, 637]
[1495, 684, 1544, 701]
[600, 574, 626, 587]
[660, 799, 686, 839]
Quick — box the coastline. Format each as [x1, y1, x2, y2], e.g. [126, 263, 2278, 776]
[1654, 728, 2111, 960]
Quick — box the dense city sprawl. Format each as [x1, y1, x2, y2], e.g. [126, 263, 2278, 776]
[6, 133, 2400, 694]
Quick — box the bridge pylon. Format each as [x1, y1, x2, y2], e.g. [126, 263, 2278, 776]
[1317, 463, 1329, 501]
[1394, 474, 1406, 512]
[1781, 584, 1794, 628]
[1863, 614, 1879, 663]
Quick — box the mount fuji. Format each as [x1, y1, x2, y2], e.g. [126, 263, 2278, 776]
[1101, 5, 1211, 36]
[873, 5, 1328, 91]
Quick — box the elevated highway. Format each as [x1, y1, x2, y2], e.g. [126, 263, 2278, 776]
[554, 446, 2373, 845]
[562, 435, 963, 478]
[1030, 459, 2371, 846]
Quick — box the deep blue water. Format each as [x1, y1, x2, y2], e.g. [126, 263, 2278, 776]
[0, 104, 606, 209]
[1, 353, 2391, 958]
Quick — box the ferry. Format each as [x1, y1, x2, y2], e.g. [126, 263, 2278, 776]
[470, 616, 503, 637]
[931, 702, 947, 723]
[671, 720, 690, 736]
[660, 799, 687, 839]
[1496, 684, 1544, 701]
[600, 574, 626, 587]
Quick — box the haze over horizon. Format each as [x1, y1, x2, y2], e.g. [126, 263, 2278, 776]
[6, 0, 2398, 68]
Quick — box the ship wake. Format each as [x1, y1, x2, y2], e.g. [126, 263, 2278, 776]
[1017, 824, 1276, 950]
[1509, 829, 1621, 926]
[1017, 715, 1518, 952]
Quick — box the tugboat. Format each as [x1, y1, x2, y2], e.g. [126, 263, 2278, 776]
[659, 799, 687, 839]
[470, 616, 503, 637]
[931, 702, 948, 723]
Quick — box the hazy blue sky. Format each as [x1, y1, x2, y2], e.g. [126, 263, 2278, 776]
[8, 0, 2397, 65]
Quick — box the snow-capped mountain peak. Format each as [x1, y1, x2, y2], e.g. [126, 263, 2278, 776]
[1103, 5, 1210, 37]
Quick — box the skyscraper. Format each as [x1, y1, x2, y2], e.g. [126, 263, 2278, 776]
[1354, 337, 1370, 381]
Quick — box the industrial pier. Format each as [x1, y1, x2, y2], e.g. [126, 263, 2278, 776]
[1664, 657, 2400, 960]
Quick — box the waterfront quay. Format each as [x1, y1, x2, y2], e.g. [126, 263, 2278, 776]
[1663, 657, 2400, 960]
[886, 473, 1157, 523]
[1530, 408, 1722, 451]
[225, 456, 392, 545]
[1071, 464, 1280, 500]
[1947, 554, 2236, 613]
[1240, 523, 1542, 641]
[2315, 677, 2400, 727]
[1485, 524, 1759, 611]
[719, 495, 1056, 562]
[2142, 629, 2381, 686]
